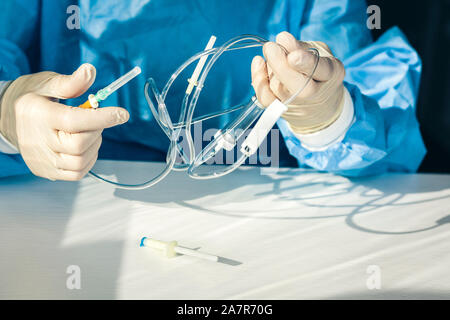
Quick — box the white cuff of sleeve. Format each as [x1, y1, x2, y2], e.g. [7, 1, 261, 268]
[287, 87, 354, 151]
[0, 81, 19, 154]
[0, 132, 18, 154]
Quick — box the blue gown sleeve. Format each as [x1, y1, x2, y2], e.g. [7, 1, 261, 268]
[0, 0, 39, 178]
[276, 0, 426, 176]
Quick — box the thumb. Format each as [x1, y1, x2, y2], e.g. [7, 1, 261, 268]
[37, 63, 96, 99]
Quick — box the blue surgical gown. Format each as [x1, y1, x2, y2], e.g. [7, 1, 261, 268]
[0, 0, 426, 178]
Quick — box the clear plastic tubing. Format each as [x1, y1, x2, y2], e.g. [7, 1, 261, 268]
[88, 35, 318, 190]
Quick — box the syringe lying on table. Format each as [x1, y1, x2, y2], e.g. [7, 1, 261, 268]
[140, 236, 219, 262]
[78, 66, 141, 109]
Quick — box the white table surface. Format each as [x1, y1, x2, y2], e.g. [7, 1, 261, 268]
[0, 160, 449, 299]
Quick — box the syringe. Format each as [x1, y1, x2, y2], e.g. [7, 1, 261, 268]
[78, 66, 141, 109]
[140, 236, 219, 262]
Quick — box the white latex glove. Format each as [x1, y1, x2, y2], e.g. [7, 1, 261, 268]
[0, 64, 129, 181]
[251, 32, 346, 134]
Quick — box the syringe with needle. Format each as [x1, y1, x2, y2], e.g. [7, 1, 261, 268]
[78, 66, 141, 109]
[140, 236, 219, 263]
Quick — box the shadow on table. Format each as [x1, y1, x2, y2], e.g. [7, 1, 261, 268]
[261, 172, 450, 235]
[90, 161, 281, 203]
[0, 174, 124, 299]
[93, 162, 450, 236]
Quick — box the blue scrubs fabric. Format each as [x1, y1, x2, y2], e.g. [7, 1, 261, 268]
[0, 0, 426, 178]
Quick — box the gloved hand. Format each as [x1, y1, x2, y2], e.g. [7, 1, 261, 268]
[251, 31, 346, 134]
[0, 64, 129, 181]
